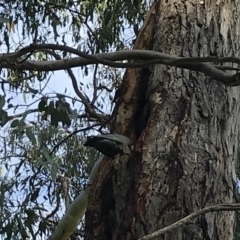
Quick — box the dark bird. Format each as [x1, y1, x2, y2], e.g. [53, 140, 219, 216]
[84, 134, 132, 159]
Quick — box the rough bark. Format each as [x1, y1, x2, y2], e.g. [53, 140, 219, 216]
[85, 0, 240, 239]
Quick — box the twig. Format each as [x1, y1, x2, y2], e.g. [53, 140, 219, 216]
[138, 203, 240, 240]
[49, 124, 100, 155]
[8, 109, 39, 120]
[91, 65, 99, 105]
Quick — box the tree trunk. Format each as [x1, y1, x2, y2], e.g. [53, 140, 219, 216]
[85, 0, 240, 239]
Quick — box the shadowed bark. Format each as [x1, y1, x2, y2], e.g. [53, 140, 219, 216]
[85, 1, 240, 239]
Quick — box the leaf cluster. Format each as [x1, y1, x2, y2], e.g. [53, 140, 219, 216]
[0, 0, 152, 239]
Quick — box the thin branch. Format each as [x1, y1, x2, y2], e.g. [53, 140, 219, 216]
[138, 203, 240, 240]
[18, 41, 37, 63]
[7, 109, 39, 120]
[50, 124, 100, 155]
[83, 21, 101, 50]
[91, 65, 99, 105]
[97, 85, 113, 93]
[43, 49, 109, 124]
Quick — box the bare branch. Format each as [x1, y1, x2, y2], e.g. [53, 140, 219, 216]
[50, 124, 101, 155]
[1, 46, 240, 85]
[138, 203, 240, 240]
[91, 65, 99, 105]
[8, 109, 39, 120]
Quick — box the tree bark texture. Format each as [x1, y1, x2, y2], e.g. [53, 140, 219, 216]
[85, 0, 240, 239]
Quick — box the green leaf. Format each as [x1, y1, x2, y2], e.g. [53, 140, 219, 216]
[38, 98, 48, 112]
[39, 221, 47, 233]
[30, 188, 40, 202]
[40, 159, 48, 170]
[70, 109, 78, 119]
[10, 119, 20, 128]
[0, 95, 5, 109]
[16, 216, 28, 238]
[0, 17, 10, 24]
[51, 163, 58, 180]
[23, 92, 27, 104]
[2, 222, 13, 239]
[15, 159, 25, 175]
[48, 101, 55, 110]
[19, 120, 26, 127]
[0, 110, 9, 126]
[21, 111, 29, 121]
[50, 112, 59, 127]
[42, 149, 51, 163]
[26, 127, 37, 145]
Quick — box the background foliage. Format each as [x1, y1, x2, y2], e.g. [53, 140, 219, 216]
[0, 0, 151, 239]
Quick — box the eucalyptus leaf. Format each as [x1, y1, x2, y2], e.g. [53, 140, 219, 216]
[0, 17, 10, 24]
[51, 163, 58, 180]
[42, 149, 51, 163]
[0, 95, 5, 109]
[26, 127, 37, 145]
[10, 119, 20, 128]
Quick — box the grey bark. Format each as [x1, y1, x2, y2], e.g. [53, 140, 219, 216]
[85, 1, 240, 239]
